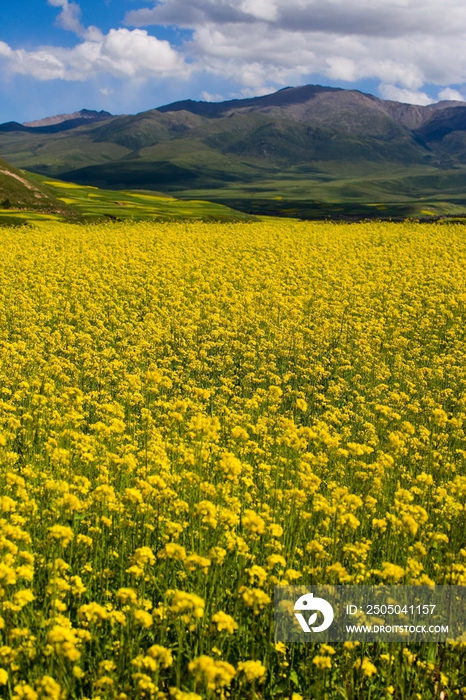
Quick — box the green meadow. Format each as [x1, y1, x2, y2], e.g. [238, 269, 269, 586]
[171, 161, 466, 220]
[0, 174, 255, 225]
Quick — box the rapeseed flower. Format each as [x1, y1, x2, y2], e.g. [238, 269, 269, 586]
[237, 660, 266, 682]
[188, 655, 236, 690]
[0, 219, 465, 698]
[211, 611, 238, 634]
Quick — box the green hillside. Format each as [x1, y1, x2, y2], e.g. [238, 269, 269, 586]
[0, 165, 256, 225]
[2, 84, 466, 219]
[0, 157, 76, 224]
[33, 175, 255, 222]
[0, 157, 68, 211]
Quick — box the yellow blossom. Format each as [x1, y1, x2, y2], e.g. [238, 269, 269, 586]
[211, 611, 238, 634]
[354, 657, 377, 677]
[237, 660, 266, 682]
[78, 603, 109, 624]
[47, 525, 74, 548]
[188, 655, 236, 690]
[242, 510, 266, 535]
[312, 656, 332, 670]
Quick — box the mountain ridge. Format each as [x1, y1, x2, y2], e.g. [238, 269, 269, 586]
[23, 109, 113, 128]
[2, 83, 466, 219]
[0, 109, 114, 135]
[3, 85, 466, 135]
[156, 85, 466, 129]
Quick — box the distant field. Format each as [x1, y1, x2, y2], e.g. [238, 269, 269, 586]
[3, 158, 466, 223]
[0, 174, 255, 224]
[171, 162, 466, 220]
[8, 165, 466, 225]
[0, 219, 465, 699]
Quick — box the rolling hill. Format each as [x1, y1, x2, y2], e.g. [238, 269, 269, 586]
[2, 85, 466, 218]
[0, 157, 72, 215]
[0, 156, 255, 225]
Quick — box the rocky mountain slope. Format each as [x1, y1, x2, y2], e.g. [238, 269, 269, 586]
[0, 109, 113, 135]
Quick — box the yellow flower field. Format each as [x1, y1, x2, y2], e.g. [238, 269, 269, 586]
[0, 220, 465, 699]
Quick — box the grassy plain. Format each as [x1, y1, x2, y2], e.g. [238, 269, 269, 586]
[36, 177, 254, 223]
[171, 161, 466, 220]
[0, 175, 254, 226]
[0, 220, 465, 699]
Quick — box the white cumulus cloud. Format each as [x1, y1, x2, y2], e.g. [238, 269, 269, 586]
[0, 41, 66, 80]
[378, 83, 434, 106]
[48, 0, 86, 35]
[125, 0, 466, 100]
[0, 28, 189, 82]
[239, 0, 279, 22]
[0, 0, 189, 84]
[126, 0, 466, 37]
[4, 0, 466, 104]
[438, 87, 465, 102]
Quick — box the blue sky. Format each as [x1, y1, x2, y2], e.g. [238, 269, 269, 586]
[2, 0, 466, 123]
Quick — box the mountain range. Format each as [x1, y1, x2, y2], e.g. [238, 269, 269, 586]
[2, 85, 466, 218]
[0, 109, 113, 134]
